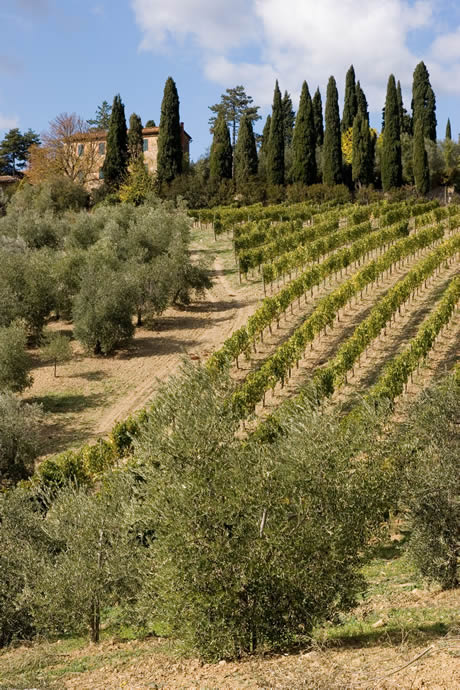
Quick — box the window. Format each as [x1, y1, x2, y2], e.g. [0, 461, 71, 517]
[78, 144, 84, 156]
[143, 139, 148, 152]
[98, 142, 105, 155]
[99, 168, 104, 180]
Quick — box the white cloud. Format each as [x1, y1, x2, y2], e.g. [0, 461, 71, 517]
[0, 113, 19, 130]
[132, 0, 460, 112]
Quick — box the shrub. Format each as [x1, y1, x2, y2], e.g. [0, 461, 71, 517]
[0, 391, 42, 487]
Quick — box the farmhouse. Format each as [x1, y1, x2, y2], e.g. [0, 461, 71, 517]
[74, 123, 191, 188]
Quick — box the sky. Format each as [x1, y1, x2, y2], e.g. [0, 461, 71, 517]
[2, 0, 460, 160]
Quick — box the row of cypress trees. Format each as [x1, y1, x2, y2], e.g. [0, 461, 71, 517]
[102, 77, 184, 188]
[210, 61, 439, 195]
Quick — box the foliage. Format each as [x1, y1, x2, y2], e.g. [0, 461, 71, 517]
[136, 365, 391, 660]
[41, 332, 72, 377]
[267, 81, 285, 186]
[0, 391, 42, 487]
[396, 80, 412, 135]
[312, 87, 324, 146]
[342, 65, 357, 132]
[445, 118, 452, 140]
[257, 114, 271, 180]
[209, 110, 232, 183]
[412, 61, 436, 142]
[157, 76, 183, 183]
[103, 94, 129, 188]
[209, 85, 260, 149]
[0, 128, 40, 175]
[0, 320, 32, 392]
[397, 378, 460, 589]
[291, 81, 317, 185]
[119, 159, 156, 205]
[233, 114, 258, 190]
[413, 118, 430, 195]
[128, 113, 144, 162]
[323, 76, 342, 185]
[352, 111, 374, 187]
[381, 75, 402, 191]
[87, 100, 112, 130]
[73, 259, 136, 354]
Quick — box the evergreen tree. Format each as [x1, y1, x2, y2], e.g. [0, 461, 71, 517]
[209, 110, 232, 183]
[323, 76, 342, 185]
[282, 90, 295, 147]
[267, 81, 285, 185]
[258, 114, 271, 178]
[0, 128, 40, 175]
[291, 81, 317, 185]
[413, 116, 430, 196]
[87, 101, 111, 130]
[356, 81, 369, 122]
[102, 94, 128, 188]
[381, 75, 402, 191]
[412, 61, 436, 142]
[312, 88, 324, 145]
[446, 118, 452, 140]
[157, 76, 183, 184]
[342, 65, 357, 132]
[128, 113, 144, 162]
[145, 119, 156, 128]
[208, 86, 260, 149]
[234, 114, 258, 189]
[396, 80, 412, 135]
[352, 109, 373, 187]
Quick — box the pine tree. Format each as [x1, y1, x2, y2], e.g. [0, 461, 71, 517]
[102, 94, 128, 188]
[157, 76, 183, 183]
[209, 110, 232, 183]
[291, 81, 317, 185]
[413, 116, 430, 196]
[342, 65, 357, 132]
[87, 101, 111, 130]
[323, 76, 342, 185]
[446, 118, 452, 140]
[267, 81, 285, 186]
[381, 75, 402, 191]
[128, 113, 143, 162]
[258, 114, 271, 179]
[352, 109, 373, 187]
[356, 81, 369, 122]
[312, 88, 324, 145]
[234, 113, 258, 189]
[209, 86, 260, 149]
[412, 61, 436, 142]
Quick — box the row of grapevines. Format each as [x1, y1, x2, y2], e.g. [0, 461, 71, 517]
[230, 227, 457, 418]
[311, 245, 459, 399]
[208, 220, 410, 373]
[366, 275, 460, 406]
[238, 200, 437, 275]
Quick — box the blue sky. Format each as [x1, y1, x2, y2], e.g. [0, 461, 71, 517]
[1, 0, 460, 160]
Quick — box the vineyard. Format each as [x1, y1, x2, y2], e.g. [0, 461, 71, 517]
[195, 198, 459, 430]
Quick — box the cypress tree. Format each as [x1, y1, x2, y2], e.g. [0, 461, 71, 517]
[446, 118, 452, 140]
[412, 61, 436, 142]
[128, 113, 143, 162]
[342, 65, 357, 132]
[291, 81, 317, 185]
[323, 76, 342, 185]
[209, 110, 232, 183]
[157, 76, 183, 183]
[381, 75, 402, 191]
[234, 113, 258, 189]
[352, 109, 373, 187]
[267, 80, 285, 185]
[413, 116, 430, 196]
[312, 88, 324, 145]
[356, 81, 369, 122]
[282, 91, 295, 147]
[258, 114, 271, 178]
[396, 80, 412, 135]
[102, 94, 128, 187]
